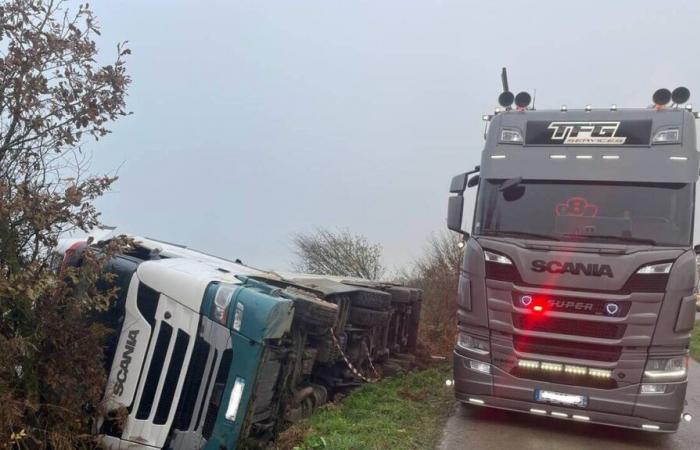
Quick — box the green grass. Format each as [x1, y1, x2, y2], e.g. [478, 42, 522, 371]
[691, 320, 700, 362]
[282, 366, 453, 450]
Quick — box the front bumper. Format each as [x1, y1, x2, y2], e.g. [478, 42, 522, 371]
[453, 350, 687, 432]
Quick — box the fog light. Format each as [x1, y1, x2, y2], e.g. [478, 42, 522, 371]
[682, 413, 693, 422]
[541, 362, 563, 372]
[640, 384, 667, 394]
[468, 360, 491, 375]
[588, 368, 612, 378]
[518, 359, 539, 369]
[564, 365, 587, 375]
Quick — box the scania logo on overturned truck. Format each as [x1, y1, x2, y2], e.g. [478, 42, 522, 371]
[531, 259, 614, 278]
[113, 329, 139, 396]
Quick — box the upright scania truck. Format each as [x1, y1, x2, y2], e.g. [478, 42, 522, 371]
[447, 85, 698, 432]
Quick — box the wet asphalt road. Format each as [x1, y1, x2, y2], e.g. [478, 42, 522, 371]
[438, 330, 700, 450]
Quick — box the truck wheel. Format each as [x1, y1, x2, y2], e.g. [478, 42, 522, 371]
[348, 306, 391, 327]
[286, 288, 339, 329]
[349, 290, 392, 310]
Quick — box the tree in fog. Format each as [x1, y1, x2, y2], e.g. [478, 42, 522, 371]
[0, 1, 130, 447]
[402, 232, 463, 354]
[293, 227, 385, 280]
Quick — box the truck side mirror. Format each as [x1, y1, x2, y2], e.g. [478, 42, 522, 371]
[447, 195, 468, 236]
[450, 173, 469, 193]
[467, 174, 480, 188]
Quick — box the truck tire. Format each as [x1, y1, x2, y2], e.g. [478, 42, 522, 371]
[348, 306, 391, 327]
[286, 289, 339, 329]
[349, 290, 392, 310]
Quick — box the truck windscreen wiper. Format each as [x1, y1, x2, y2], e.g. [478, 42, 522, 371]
[480, 230, 560, 241]
[561, 233, 657, 245]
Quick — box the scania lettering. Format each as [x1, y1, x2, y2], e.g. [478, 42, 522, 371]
[530, 260, 614, 277]
[447, 76, 698, 432]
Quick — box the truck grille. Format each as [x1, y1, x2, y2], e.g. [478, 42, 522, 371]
[512, 313, 626, 339]
[511, 294, 631, 317]
[135, 320, 191, 424]
[513, 336, 621, 362]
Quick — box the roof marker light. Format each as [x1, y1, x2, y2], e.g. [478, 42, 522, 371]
[550, 154, 567, 159]
[585, 105, 592, 112]
[602, 155, 620, 160]
[491, 155, 506, 159]
[685, 104, 693, 112]
[576, 155, 593, 159]
[482, 114, 492, 121]
[610, 104, 618, 111]
[670, 156, 688, 161]
[561, 105, 568, 112]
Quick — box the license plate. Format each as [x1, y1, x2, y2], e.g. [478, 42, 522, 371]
[535, 389, 588, 408]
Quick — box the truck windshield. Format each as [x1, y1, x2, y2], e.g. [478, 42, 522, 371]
[474, 179, 693, 246]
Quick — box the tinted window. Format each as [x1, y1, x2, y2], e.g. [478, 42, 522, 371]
[474, 180, 693, 246]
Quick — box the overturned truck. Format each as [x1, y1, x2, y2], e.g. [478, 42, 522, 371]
[56, 236, 421, 449]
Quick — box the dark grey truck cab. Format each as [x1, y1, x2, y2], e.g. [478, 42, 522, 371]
[448, 105, 698, 431]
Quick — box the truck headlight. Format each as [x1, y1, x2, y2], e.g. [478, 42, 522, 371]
[457, 333, 489, 355]
[225, 377, 246, 422]
[644, 356, 687, 380]
[636, 262, 672, 274]
[484, 250, 513, 265]
[213, 284, 236, 325]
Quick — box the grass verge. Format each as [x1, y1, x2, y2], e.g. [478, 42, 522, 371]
[691, 320, 700, 362]
[279, 366, 453, 450]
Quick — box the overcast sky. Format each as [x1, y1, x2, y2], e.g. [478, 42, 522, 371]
[84, 0, 700, 272]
